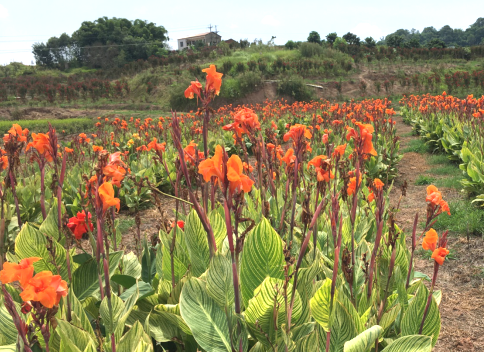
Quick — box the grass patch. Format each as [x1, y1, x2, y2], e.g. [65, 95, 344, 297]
[0, 118, 94, 134]
[433, 176, 462, 189]
[433, 200, 484, 236]
[402, 139, 430, 154]
[415, 175, 435, 185]
[426, 154, 451, 165]
[117, 218, 135, 234]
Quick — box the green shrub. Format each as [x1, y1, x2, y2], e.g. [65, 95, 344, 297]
[300, 42, 322, 58]
[239, 71, 262, 95]
[169, 81, 199, 111]
[0, 118, 94, 135]
[277, 75, 312, 101]
[220, 78, 241, 99]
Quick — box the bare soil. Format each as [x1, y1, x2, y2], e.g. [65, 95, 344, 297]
[390, 115, 484, 352]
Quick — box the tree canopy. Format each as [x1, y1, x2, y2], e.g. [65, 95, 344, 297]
[32, 17, 169, 69]
[384, 17, 484, 47]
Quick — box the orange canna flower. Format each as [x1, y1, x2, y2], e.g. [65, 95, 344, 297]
[26, 133, 54, 162]
[283, 124, 312, 143]
[347, 175, 362, 196]
[198, 145, 224, 182]
[202, 65, 223, 96]
[3, 124, 29, 143]
[333, 144, 346, 157]
[65, 147, 74, 153]
[280, 148, 296, 166]
[422, 228, 438, 252]
[368, 189, 375, 202]
[147, 138, 166, 152]
[0, 257, 41, 286]
[307, 155, 333, 182]
[103, 164, 126, 187]
[20, 271, 68, 308]
[185, 80, 202, 100]
[227, 155, 254, 194]
[93, 145, 103, 152]
[98, 182, 120, 213]
[0, 155, 8, 170]
[373, 178, 384, 190]
[431, 247, 450, 265]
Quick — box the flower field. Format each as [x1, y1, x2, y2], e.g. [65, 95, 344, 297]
[401, 93, 484, 203]
[0, 66, 461, 352]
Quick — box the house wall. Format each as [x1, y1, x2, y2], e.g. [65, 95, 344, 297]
[178, 39, 187, 50]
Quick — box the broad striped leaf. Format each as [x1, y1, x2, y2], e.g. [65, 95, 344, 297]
[180, 278, 231, 352]
[245, 277, 302, 348]
[344, 325, 383, 352]
[310, 278, 332, 332]
[0, 301, 17, 345]
[328, 301, 359, 352]
[206, 253, 235, 308]
[160, 230, 189, 284]
[117, 321, 153, 352]
[209, 209, 227, 250]
[148, 304, 192, 342]
[122, 252, 142, 280]
[240, 217, 285, 307]
[184, 210, 210, 277]
[401, 283, 440, 347]
[56, 319, 97, 352]
[296, 252, 321, 323]
[100, 293, 124, 335]
[380, 335, 432, 352]
[0, 345, 16, 351]
[68, 291, 95, 338]
[39, 197, 63, 238]
[15, 222, 74, 281]
[71, 251, 123, 300]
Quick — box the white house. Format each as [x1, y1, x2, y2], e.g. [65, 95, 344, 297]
[178, 32, 222, 50]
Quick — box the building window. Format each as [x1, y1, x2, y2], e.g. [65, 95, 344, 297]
[180, 42, 183, 47]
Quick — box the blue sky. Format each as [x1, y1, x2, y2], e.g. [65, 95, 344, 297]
[0, 0, 481, 65]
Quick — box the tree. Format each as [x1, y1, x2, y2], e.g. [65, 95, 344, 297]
[343, 32, 360, 45]
[386, 34, 405, 47]
[364, 37, 376, 48]
[407, 38, 421, 48]
[326, 32, 337, 46]
[33, 17, 168, 69]
[426, 38, 446, 48]
[307, 31, 321, 44]
[285, 40, 296, 50]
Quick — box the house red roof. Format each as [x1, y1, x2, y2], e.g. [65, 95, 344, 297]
[179, 32, 216, 40]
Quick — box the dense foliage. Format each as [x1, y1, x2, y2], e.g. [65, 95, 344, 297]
[32, 17, 169, 69]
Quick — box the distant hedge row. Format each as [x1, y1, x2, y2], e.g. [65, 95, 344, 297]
[0, 118, 94, 135]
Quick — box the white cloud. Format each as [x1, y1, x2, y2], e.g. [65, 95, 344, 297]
[230, 24, 238, 29]
[261, 15, 280, 27]
[0, 5, 8, 19]
[350, 23, 384, 40]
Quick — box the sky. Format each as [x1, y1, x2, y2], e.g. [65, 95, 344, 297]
[0, 0, 482, 65]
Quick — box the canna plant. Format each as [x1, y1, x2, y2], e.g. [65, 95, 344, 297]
[0, 67, 452, 352]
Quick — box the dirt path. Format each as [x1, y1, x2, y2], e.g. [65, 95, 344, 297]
[390, 115, 484, 352]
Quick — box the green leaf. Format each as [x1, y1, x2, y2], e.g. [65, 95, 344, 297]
[56, 319, 97, 352]
[111, 274, 136, 289]
[328, 301, 359, 352]
[206, 253, 235, 308]
[310, 278, 332, 332]
[122, 252, 142, 280]
[344, 325, 383, 352]
[240, 217, 285, 307]
[116, 321, 153, 352]
[184, 210, 211, 277]
[380, 335, 432, 352]
[15, 222, 74, 281]
[71, 251, 123, 300]
[245, 277, 301, 348]
[120, 281, 154, 301]
[39, 197, 64, 238]
[0, 301, 18, 345]
[100, 293, 124, 335]
[179, 278, 231, 352]
[401, 283, 440, 347]
[141, 241, 156, 283]
[148, 305, 192, 342]
[209, 210, 227, 250]
[68, 291, 95, 338]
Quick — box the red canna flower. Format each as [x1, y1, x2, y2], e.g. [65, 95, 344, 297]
[67, 212, 94, 240]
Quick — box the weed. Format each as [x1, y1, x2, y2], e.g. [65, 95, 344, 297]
[402, 138, 430, 153]
[433, 200, 484, 236]
[415, 175, 435, 185]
